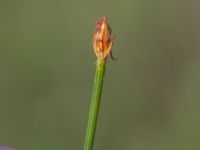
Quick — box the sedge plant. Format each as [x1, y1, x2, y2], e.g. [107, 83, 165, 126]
[83, 17, 115, 150]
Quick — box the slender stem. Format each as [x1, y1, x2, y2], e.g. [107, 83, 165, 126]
[84, 58, 106, 150]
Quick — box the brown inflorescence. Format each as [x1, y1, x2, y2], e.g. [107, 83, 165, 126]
[93, 16, 114, 59]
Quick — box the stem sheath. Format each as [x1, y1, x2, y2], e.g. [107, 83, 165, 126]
[84, 58, 106, 150]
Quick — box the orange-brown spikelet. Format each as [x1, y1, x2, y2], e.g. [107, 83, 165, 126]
[93, 17, 114, 59]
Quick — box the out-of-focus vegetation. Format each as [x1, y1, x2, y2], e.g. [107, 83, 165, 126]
[0, 0, 200, 150]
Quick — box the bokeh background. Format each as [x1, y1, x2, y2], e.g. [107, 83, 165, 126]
[0, 0, 200, 150]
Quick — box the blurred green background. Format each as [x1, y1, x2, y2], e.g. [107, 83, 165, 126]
[0, 0, 200, 149]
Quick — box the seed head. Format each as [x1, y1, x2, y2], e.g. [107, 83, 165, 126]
[93, 17, 114, 59]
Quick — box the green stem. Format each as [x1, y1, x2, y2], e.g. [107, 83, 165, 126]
[84, 58, 106, 150]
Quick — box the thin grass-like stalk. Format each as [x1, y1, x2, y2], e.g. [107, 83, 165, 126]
[84, 58, 106, 150]
[83, 16, 114, 150]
